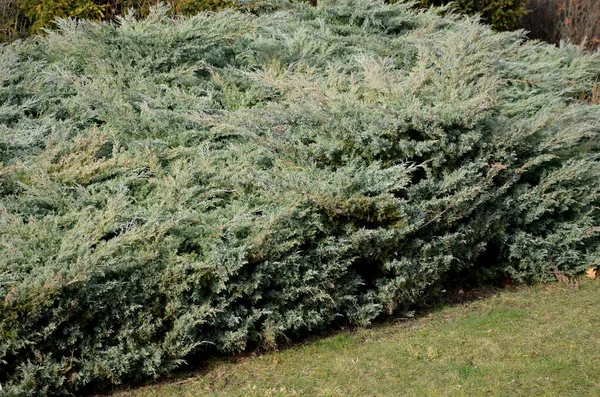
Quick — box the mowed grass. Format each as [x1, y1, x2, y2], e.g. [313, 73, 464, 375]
[111, 279, 600, 397]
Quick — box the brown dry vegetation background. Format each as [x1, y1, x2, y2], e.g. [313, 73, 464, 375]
[521, 0, 600, 51]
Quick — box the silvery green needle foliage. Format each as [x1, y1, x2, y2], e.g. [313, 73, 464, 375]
[0, 0, 599, 395]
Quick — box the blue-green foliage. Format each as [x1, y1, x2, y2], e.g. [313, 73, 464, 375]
[1, 1, 599, 395]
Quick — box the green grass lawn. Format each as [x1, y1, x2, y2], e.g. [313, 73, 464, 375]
[110, 279, 600, 397]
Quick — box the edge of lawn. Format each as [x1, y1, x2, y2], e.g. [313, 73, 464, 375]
[104, 277, 600, 397]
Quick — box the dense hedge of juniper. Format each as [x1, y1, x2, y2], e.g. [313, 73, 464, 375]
[1, 0, 599, 394]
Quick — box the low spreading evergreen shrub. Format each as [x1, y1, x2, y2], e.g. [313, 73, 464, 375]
[1, 0, 599, 395]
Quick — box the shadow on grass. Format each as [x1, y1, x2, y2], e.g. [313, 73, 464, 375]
[91, 281, 511, 397]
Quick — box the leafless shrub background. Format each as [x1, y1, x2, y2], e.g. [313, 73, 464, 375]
[521, 0, 600, 51]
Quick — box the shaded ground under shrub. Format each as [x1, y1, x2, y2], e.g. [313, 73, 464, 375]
[113, 279, 600, 396]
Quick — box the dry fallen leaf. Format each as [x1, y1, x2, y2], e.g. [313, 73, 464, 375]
[490, 162, 507, 170]
[585, 266, 597, 280]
